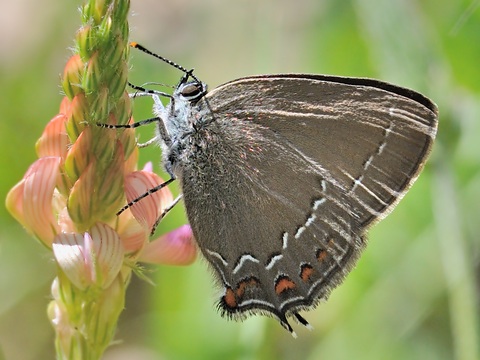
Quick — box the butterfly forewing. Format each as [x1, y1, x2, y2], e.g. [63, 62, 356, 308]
[173, 75, 437, 333]
[206, 75, 438, 227]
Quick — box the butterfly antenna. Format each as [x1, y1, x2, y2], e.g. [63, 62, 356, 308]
[130, 42, 200, 83]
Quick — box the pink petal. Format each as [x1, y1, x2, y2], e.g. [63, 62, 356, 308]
[5, 179, 26, 228]
[89, 223, 125, 288]
[59, 96, 71, 115]
[56, 202, 75, 233]
[142, 162, 153, 173]
[140, 225, 197, 266]
[124, 170, 173, 230]
[116, 213, 149, 254]
[36, 114, 69, 159]
[6, 157, 61, 246]
[53, 223, 124, 290]
[123, 146, 139, 173]
[53, 232, 90, 289]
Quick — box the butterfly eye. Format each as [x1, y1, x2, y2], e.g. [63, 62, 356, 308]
[179, 82, 205, 102]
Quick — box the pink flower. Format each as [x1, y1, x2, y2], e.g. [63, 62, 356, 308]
[53, 223, 124, 290]
[141, 224, 197, 265]
[5, 2, 197, 357]
[6, 156, 62, 246]
[6, 95, 196, 275]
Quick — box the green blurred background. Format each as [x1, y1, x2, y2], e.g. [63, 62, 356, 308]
[1, 0, 479, 359]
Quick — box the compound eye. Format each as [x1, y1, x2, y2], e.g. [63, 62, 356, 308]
[179, 82, 205, 102]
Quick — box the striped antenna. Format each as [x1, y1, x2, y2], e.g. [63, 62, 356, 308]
[130, 42, 200, 83]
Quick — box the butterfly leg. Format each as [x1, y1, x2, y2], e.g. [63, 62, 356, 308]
[116, 177, 176, 216]
[127, 82, 174, 147]
[97, 116, 161, 130]
[150, 193, 183, 236]
[128, 82, 172, 100]
[137, 136, 159, 148]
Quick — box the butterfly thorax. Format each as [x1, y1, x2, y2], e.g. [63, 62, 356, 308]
[156, 81, 208, 177]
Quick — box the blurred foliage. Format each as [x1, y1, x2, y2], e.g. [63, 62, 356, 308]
[0, 0, 479, 359]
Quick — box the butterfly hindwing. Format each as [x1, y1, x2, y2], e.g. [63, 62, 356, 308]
[175, 76, 437, 332]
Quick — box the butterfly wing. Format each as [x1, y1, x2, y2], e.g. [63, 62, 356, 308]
[177, 75, 437, 333]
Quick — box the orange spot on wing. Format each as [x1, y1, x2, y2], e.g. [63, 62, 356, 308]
[300, 264, 314, 282]
[236, 281, 247, 298]
[236, 277, 259, 298]
[223, 287, 237, 309]
[275, 276, 296, 294]
[317, 249, 327, 262]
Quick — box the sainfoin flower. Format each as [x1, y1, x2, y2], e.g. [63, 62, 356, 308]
[5, 72, 196, 273]
[5, 0, 196, 358]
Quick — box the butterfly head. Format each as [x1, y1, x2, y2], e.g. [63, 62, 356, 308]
[174, 69, 208, 104]
[176, 80, 207, 104]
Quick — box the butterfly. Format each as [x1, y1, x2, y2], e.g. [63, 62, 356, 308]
[106, 42, 438, 336]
